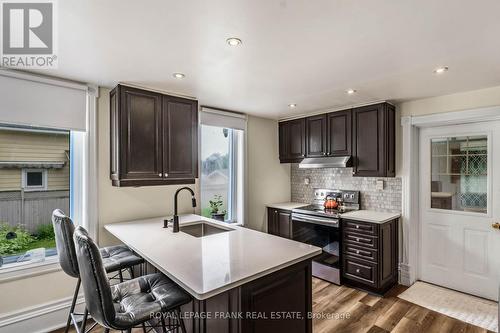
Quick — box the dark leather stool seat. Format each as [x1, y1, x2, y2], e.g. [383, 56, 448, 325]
[74, 226, 191, 333]
[111, 273, 191, 328]
[100, 245, 144, 272]
[52, 209, 145, 333]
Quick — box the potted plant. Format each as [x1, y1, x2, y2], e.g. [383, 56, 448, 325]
[209, 195, 226, 221]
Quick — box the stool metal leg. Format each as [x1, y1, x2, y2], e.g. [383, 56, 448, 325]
[175, 309, 186, 333]
[118, 269, 124, 282]
[80, 308, 88, 333]
[65, 278, 81, 333]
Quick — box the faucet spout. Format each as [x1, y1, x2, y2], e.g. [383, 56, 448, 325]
[173, 187, 196, 233]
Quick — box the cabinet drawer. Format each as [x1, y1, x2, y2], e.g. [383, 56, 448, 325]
[343, 243, 378, 262]
[344, 232, 378, 249]
[343, 257, 377, 286]
[343, 220, 378, 235]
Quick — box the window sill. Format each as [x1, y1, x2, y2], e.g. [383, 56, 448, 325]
[0, 257, 61, 283]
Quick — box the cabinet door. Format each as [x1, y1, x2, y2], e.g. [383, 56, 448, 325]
[352, 104, 384, 177]
[267, 208, 279, 235]
[279, 119, 305, 162]
[278, 211, 292, 238]
[119, 86, 162, 180]
[327, 110, 351, 156]
[306, 115, 327, 157]
[163, 96, 198, 180]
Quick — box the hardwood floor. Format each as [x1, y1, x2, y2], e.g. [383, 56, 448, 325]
[312, 278, 494, 333]
[54, 278, 494, 333]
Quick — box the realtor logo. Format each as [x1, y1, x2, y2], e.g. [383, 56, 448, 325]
[1, 0, 57, 68]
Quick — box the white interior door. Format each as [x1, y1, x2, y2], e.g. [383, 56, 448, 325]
[419, 121, 500, 301]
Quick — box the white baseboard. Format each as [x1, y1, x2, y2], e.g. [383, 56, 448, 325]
[399, 263, 413, 286]
[0, 295, 85, 333]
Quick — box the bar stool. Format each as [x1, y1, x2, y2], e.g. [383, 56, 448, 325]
[52, 209, 144, 333]
[73, 226, 191, 333]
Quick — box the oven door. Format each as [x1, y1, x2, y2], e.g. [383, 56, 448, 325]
[291, 213, 340, 270]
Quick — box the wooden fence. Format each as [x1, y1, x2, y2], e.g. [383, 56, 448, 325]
[0, 190, 69, 232]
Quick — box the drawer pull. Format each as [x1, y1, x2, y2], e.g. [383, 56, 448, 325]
[356, 269, 360, 273]
[355, 225, 360, 229]
[355, 250, 360, 254]
[355, 237, 360, 242]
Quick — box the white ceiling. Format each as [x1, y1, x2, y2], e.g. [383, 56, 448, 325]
[43, 0, 500, 119]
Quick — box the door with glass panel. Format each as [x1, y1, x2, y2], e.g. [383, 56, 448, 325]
[419, 121, 500, 300]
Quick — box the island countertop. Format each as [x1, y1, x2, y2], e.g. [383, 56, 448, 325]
[104, 214, 321, 300]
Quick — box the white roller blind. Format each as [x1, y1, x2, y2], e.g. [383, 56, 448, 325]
[0, 70, 88, 131]
[200, 107, 247, 130]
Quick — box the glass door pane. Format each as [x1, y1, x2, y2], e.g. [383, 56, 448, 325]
[430, 136, 487, 213]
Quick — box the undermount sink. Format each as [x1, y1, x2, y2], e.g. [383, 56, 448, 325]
[180, 221, 233, 238]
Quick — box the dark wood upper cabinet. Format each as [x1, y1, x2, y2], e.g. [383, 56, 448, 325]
[327, 110, 351, 156]
[162, 96, 198, 180]
[305, 114, 327, 157]
[110, 85, 198, 187]
[352, 102, 395, 177]
[279, 119, 306, 163]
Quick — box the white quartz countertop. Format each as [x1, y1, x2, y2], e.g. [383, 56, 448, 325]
[105, 214, 321, 300]
[266, 202, 307, 210]
[340, 210, 401, 224]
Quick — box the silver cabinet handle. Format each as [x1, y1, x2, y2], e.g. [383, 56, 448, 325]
[356, 269, 361, 273]
[355, 250, 360, 254]
[164, 173, 168, 177]
[158, 173, 162, 177]
[355, 225, 360, 229]
[355, 237, 359, 242]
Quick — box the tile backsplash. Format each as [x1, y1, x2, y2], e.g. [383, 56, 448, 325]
[291, 164, 402, 213]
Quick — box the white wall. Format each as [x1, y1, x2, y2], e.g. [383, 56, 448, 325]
[246, 115, 291, 231]
[398, 85, 500, 117]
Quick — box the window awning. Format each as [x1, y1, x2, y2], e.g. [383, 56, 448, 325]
[0, 161, 66, 169]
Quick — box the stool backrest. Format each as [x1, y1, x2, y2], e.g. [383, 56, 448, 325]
[73, 226, 116, 328]
[52, 209, 79, 278]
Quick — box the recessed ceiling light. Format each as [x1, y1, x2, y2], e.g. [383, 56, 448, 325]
[433, 66, 449, 74]
[288, 103, 297, 108]
[346, 89, 357, 94]
[173, 73, 185, 79]
[226, 37, 242, 46]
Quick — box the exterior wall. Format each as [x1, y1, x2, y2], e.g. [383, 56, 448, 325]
[0, 129, 70, 191]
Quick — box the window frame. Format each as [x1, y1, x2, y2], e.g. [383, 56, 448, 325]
[0, 86, 98, 280]
[21, 168, 48, 191]
[198, 106, 248, 226]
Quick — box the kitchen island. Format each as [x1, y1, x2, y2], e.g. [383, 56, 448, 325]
[105, 214, 322, 333]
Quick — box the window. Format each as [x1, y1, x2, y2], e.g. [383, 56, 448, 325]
[430, 135, 487, 213]
[199, 107, 246, 224]
[22, 169, 48, 191]
[0, 125, 71, 269]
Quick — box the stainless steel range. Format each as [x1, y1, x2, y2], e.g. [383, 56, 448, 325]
[291, 188, 360, 284]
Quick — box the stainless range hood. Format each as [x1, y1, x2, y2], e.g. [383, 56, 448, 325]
[298, 156, 352, 169]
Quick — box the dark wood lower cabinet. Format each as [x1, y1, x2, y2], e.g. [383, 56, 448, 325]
[150, 260, 313, 333]
[341, 218, 399, 295]
[267, 208, 292, 238]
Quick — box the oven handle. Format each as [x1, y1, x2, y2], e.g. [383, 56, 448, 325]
[291, 213, 339, 227]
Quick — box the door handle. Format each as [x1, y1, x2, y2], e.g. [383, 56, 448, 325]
[492, 223, 500, 229]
